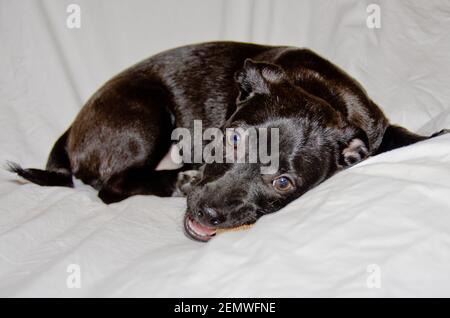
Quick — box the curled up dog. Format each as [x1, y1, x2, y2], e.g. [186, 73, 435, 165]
[8, 41, 449, 242]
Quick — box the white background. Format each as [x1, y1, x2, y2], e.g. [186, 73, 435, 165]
[1, 0, 450, 297]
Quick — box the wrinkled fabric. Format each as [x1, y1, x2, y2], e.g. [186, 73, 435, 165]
[1, 0, 450, 297]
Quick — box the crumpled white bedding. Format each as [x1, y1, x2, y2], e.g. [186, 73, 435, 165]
[1, 0, 450, 297]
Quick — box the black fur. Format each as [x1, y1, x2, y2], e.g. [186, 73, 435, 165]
[8, 41, 448, 241]
[7, 162, 73, 187]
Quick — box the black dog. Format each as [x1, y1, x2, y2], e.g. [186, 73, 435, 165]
[9, 41, 448, 241]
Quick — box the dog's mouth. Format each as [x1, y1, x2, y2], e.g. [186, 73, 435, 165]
[184, 213, 217, 242]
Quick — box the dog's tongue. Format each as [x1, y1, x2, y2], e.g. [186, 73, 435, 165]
[189, 218, 216, 236]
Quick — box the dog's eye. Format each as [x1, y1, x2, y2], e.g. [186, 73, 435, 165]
[272, 176, 294, 192]
[227, 132, 241, 147]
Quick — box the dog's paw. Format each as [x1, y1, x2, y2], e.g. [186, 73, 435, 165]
[342, 138, 369, 167]
[431, 129, 450, 138]
[173, 170, 201, 197]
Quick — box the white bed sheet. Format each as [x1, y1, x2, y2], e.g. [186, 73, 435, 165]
[1, 0, 450, 297]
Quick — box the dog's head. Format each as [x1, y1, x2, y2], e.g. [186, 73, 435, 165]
[184, 59, 369, 242]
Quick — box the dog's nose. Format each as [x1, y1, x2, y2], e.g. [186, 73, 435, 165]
[196, 206, 224, 227]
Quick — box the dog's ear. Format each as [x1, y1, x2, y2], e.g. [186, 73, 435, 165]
[338, 128, 370, 167]
[234, 59, 286, 105]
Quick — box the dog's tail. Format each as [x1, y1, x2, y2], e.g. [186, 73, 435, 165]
[7, 129, 74, 187]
